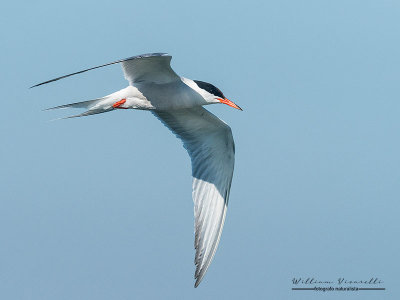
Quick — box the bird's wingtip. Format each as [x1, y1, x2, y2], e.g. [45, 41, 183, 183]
[194, 272, 204, 288]
[30, 82, 48, 89]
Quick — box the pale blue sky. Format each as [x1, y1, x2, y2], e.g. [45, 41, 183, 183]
[1, 0, 399, 299]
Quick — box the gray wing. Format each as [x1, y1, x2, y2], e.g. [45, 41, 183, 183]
[31, 53, 178, 88]
[152, 107, 235, 287]
[121, 54, 179, 84]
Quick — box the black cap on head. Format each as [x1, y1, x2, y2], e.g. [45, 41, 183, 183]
[194, 80, 225, 99]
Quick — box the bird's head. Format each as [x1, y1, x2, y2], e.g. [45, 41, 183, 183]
[193, 80, 242, 110]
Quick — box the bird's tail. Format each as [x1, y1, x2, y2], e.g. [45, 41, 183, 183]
[44, 97, 114, 119]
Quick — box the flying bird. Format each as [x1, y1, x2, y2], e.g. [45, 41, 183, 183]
[32, 53, 242, 287]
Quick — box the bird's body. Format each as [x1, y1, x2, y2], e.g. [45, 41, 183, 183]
[93, 78, 209, 111]
[33, 53, 241, 287]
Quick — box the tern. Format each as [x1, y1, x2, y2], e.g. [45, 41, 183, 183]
[32, 53, 242, 287]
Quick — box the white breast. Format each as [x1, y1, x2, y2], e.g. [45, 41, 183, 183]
[133, 78, 207, 110]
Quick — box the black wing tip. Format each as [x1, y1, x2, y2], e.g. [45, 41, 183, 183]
[194, 280, 201, 288]
[194, 270, 204, 288]
[30, 82, 45, 89]
[30, 52, 170, 88]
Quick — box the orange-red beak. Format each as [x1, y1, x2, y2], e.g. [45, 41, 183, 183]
[218, 98, 243, 110]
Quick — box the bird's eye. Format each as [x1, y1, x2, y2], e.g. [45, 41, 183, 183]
[194, 80, 225, 99]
